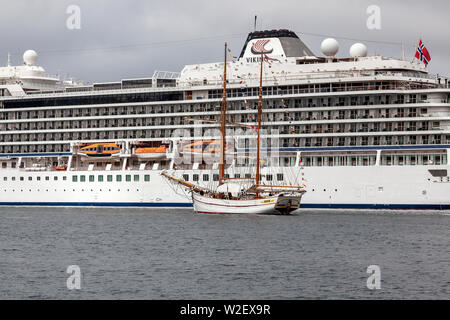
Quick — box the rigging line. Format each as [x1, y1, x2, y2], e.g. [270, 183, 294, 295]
[5, 33, 248, 56]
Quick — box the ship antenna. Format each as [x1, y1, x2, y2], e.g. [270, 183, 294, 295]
[219, 42, 228, 186]
[401, 43, 405, 61]
[255, 51, 264, 198]
[254, 15, 257, 32]
[7, 53, 11, 67]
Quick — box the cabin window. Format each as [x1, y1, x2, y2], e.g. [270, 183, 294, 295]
[126, 175, 131, 182]
[183, 174, 189, 181]
[203, 174, 209, 182]
[63, 176, 67, 181]
[28, 177, 32, 181]
[12, 177, 15, 181]
[89, 175, 94, 182]
[1, 163, 6, 168]
[46, 176, 50, 181]
[116, 175, 122, 182]
[98, 175, 104, 182]
[72, 176, 78, 182]
[277, 173, 284, 181]
[134, 175, 139, 182]
[20, 177, 24, 181]
[107, 175, 113, 182]
[3, 177, 7, 181]
[54, 176, 58, 181]
[266, 174, 273, 181]
[193, 174, 199, 182]
[11, 162, 16, 168]
[80, 175, 86, 182]
[213, 174, 219, 181]
[144, 175, 150, 182]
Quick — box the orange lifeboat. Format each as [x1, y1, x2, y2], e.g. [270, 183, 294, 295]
[79, 143, 121, 158]
[181, 140, 232, 155]
[53, 165, 67, 171]
[135, 146, 167, 159]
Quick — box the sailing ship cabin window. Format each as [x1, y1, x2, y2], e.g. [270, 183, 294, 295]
[193, 174, 199, 182]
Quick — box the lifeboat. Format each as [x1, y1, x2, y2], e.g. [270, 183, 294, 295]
[53, 165, 67, 171]
[79, 143, 121, 158]
[180, 140, 233, 155]
[135, 146, 167, 159]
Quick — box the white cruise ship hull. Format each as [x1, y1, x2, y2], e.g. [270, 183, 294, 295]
[0, 164, 449, 210]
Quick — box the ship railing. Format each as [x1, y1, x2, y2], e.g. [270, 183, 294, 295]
[8, 70, 442, 99]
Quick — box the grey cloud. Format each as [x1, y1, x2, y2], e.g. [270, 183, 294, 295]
[0, 0, 448, 82]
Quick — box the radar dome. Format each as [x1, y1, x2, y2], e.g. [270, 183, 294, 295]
[23, 50, 38, 66]
[321, 38, 339, 57]
[350, 43, 367, 58]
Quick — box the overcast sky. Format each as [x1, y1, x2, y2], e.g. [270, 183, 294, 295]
[1, 0, 449, 83]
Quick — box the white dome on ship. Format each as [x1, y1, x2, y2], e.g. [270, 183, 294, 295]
[350, 43, 368, 58]
[321, 38, 339, 57]
[23, 50, 38, 66]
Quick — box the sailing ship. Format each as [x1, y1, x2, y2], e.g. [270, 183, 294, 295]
[162, 43, 306, 215]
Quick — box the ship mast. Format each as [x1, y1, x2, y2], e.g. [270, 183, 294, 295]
[219, 42, 228, 186]
[255, 52, 264, 198]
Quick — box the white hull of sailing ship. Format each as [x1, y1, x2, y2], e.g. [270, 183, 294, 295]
[192, 193, 281, 215]
[192, 192, 303, 215]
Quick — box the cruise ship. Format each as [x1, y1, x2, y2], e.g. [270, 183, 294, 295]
[0, 29, 449, 209]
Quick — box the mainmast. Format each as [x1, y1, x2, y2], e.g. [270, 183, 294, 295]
[255, 52, 264, 197]
[219, 42, 228, 186]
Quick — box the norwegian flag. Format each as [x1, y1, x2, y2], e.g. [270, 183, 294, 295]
[415, 40, 431, 66]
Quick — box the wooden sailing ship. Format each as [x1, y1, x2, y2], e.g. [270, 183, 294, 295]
[162, 43, 306, 215]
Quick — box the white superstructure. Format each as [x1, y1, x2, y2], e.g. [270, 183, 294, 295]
[0, 29, 449, 209]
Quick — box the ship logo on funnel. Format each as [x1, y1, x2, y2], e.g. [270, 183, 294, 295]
[251, 40, 273, 54]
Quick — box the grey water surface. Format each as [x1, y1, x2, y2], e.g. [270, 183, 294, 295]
[0, 207, 449, 299]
